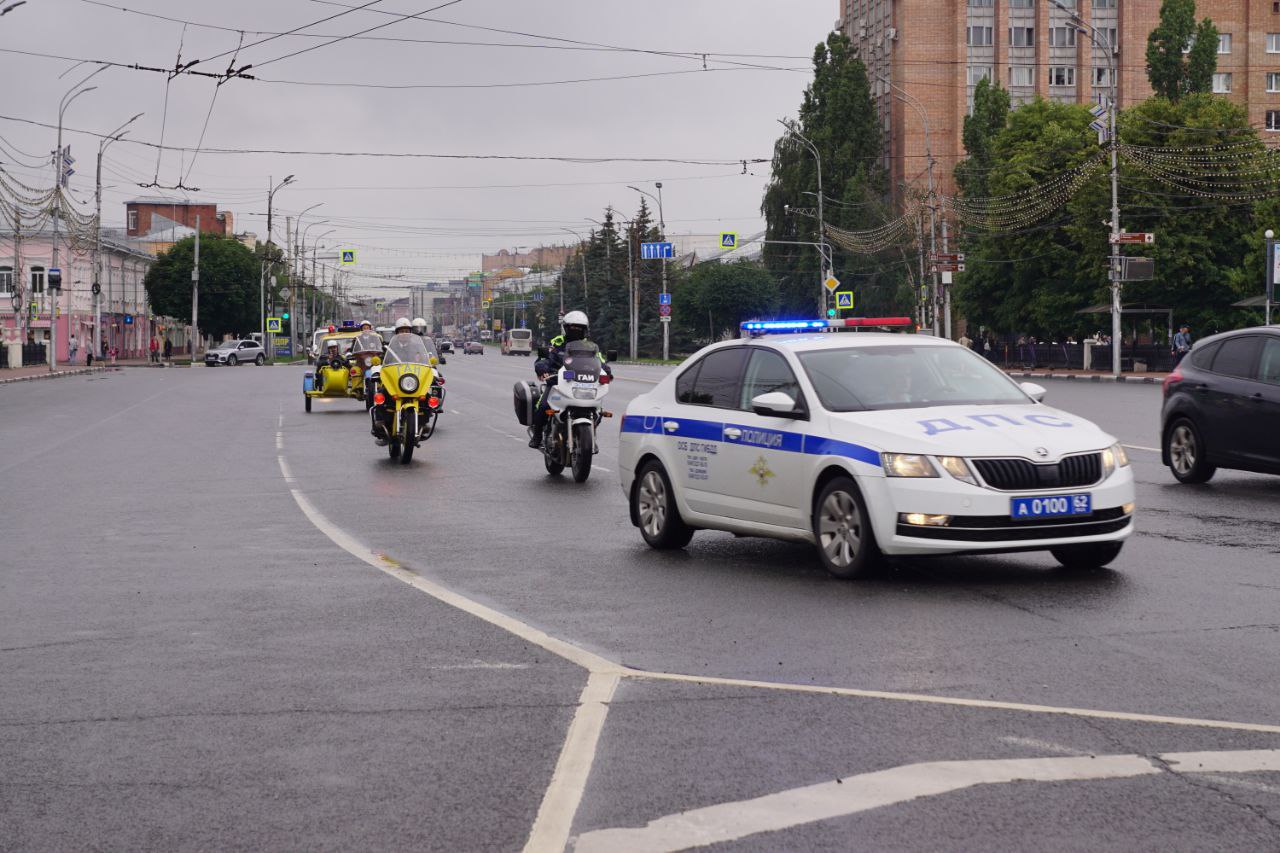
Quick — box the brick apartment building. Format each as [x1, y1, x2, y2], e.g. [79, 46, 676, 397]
[125, 197, 233, 239]
[840, 0, 1280, 198]
[481, 245, 575, 274]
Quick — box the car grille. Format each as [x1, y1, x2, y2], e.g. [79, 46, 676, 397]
[896, 514, 1131, 542]
[972, 453, 1102, 491]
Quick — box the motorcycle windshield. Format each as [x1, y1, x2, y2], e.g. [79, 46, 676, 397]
[383, 333, 432, 366]
[351, 332, 384, 354]
[562, 342, 600, 376]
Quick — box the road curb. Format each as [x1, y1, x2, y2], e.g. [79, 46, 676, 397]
[1005, 371, 1165, 384]
[0, 366, 107, 385]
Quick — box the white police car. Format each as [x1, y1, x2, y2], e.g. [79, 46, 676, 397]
[618, 318, 1135, 578]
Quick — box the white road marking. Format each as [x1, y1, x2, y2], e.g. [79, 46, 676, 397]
[525, 672, 620, 853]
[572, 749, 1280, 853]
[998, 736, 1089, 756]
[594, 467, 611, 473]
[631, 671, 1280, 735]
[1123, 444, 1161, 453]
[275, 432, 284, 450]
[432, 660, 531, 671]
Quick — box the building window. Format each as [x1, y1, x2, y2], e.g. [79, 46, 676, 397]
[1049, 26, 1077, 48]
[1268, 72, 1280, 93]
[967, 0, 993, 6]
[0, 265, 12, 295]
[1094, 66, 1114, 87]
[1009, 0, 1033, 6]
[1009, 26, 1035, 47]
[1009, 65, 1036, 87]
[967, 65, 993, 85]
[1268, 34, 1280, 53]
[967, 26, 993, 47]
[1213, 72, 1232, 93]
[127, 210, 137, 231]
[1050, 66, 1076, 86]
[30, 266, 45, 294]
[1093, 0, 1115, 7]
[1218, 33, 1232, 54]
[1267, 111, 1280, 131]
[1100, 28, 1118, 48]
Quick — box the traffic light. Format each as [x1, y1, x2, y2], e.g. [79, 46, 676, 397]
[282, 312, 290, 320]
[826, 307, 836, 318]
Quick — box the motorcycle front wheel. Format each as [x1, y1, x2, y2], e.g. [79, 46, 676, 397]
[571, 422, 593, 483]
[400, 409, 417, 465]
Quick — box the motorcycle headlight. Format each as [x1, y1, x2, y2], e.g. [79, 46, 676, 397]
[364, 356, 372, 366]
[1100, 443, 1129, 479]
[399, 374, 419, 394]
[881, 453, 938, 478]
[936, 456, 977, 485]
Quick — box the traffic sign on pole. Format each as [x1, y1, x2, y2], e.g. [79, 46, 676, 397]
[928, 253, 964, 263]
[1110, 232, 1155, 245]
[641, 242, 674, 260]
[658, 293, 671, 305]
[340, 249, 357, 265]
[931, 263, 965, 273]
[266, 317, 282, 333]
[719, 232, 738, 250]
[823, 275, 840, 293]
[834, 291, 854, 310]
[658, 304, 672, 317]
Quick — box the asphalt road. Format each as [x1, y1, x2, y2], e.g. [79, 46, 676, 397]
[2, 351, 1278, 851]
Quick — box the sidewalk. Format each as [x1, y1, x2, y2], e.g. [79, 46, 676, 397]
[1004, 367, 1171, 384]
[0, 364, 107, 385]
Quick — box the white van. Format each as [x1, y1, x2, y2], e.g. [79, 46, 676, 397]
[501, 328, 533, 356]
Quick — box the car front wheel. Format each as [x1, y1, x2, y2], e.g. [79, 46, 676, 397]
[255, 354, 265, 366]
[227, 355, 238, 365]
[812, 477, 879, 579]
[1165, 418, 1215, 484]
[634, 461, 694, 549]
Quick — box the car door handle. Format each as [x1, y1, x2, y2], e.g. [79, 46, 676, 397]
[663, 421, 680, 433]
[723, 428, 742, 440]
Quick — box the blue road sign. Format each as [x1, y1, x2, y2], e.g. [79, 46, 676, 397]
[641, 242, 674, 260]
[659, 293, 671, 305]
[516, 301, 527, 309]
[533, 292, 545, 302]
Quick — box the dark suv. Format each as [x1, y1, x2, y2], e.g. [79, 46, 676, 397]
[1161, 326, 1280, 482]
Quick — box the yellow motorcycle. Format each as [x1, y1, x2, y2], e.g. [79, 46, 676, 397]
[369, 332, 442, 464]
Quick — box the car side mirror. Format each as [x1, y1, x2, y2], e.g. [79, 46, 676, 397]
[1020, 381, 1047, 403]
[537, 347, 549, 359]
[751, 391, 803, 419]
[606, 349, 619, 363]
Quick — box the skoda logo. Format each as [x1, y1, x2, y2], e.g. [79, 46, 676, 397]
[1034, 447, 1049, 459]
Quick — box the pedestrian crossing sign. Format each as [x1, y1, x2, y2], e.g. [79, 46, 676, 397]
[719, 232, 738, 250]
[267, 317, 282, 333]
[835, 291, 854, 310]
[340, 249, 357, 266]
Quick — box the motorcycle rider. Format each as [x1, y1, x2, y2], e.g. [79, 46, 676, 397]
[323, 341, 348, 370]
[528, 310, 609, 448]
[411, 317, 429, 337]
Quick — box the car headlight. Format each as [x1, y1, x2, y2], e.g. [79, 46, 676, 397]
[936, 455, 977, 485]
[1100, 443, 1129, 479]
[399, 374, 419, 394]
[881, 453, 938, 478]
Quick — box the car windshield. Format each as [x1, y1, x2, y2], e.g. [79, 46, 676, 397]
[798, 344, 1029, 411]
[383, 333, 432, 365]
[215, 341, 238, 349]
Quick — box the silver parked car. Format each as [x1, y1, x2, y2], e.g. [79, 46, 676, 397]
[205, 339, 266, 366]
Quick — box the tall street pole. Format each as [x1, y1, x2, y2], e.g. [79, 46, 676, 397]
[263, 174, 294, 348]
[94, 112, 142, 362]
[1266, 230, 1275, 327]
[779, 121, 830, 318]
[192, 215, 200, 361]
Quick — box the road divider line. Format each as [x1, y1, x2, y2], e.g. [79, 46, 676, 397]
[572, 749, 1280, 852]
[1122, 444, 1160, 453]
[526, 671, 620, 853]
[629, 671, 1280, 734]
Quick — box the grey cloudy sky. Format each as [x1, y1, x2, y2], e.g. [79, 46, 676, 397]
[1, 0, 835, 296]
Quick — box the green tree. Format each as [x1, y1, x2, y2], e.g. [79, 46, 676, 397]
[676, 260, 780, 345]
[1146, 0, 1218, 101]
[955, 78, 1011, 199]
[762, 32, 902, 316]
[144, 235, 260, 339]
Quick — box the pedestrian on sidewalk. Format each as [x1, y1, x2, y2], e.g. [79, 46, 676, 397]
[149, 336, 160, 364]
[1173, 324, 1193, 366]
[163, 336, 172, 364]
[109, 345, 117, 365]
[68, 334, 78, 364]
[958, 332, 972, 350]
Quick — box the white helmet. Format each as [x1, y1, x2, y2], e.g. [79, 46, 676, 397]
[359, 319, 372, 329]
[411, 317, 428, 334]
[394, 317, 412, 333]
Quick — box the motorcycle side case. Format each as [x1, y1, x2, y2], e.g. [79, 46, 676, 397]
[513, 381, 539, 426]
[303, 373, 315, 393]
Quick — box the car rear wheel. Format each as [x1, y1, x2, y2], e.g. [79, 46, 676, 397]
[255, 354, 265, 366]
[1165, 418, 1215, 484]
[634, 461, 694, 549]
[1051, 541, 1123, 571]
[812, 477, 879, 579]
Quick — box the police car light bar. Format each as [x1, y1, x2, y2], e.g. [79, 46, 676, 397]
[740, 317, 915, 335]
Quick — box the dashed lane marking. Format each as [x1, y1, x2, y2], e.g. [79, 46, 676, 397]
[1123, 444, 1161, 453]
[573, 749, 1280, 852]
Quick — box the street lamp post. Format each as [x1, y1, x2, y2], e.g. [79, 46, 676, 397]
[261, 175, 294, 350]
[778, 121, 831, 319]
[627, 184, 669, 360]
[1052, 0, 1122, 375]
[560, 227, 588, 310]
[93, 111, 142, 363]
[1267, 230, 1276, 327]
[51, 64, 107, 371]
